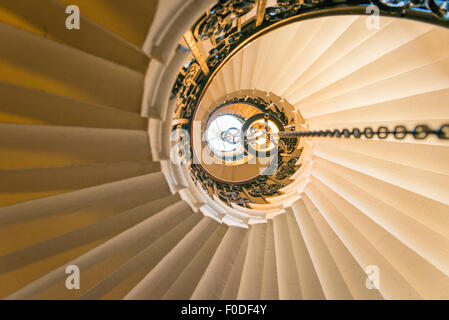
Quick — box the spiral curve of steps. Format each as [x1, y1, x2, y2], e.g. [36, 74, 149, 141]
[0, 0, 448, 300]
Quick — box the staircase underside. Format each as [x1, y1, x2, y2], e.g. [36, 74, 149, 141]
[0, 0, 448, 300]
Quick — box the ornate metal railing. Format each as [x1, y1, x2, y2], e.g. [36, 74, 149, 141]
[190, 163, 292, 208]
[171, 0, 449, 208]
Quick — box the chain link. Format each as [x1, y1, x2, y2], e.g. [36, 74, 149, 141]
[274, 124, 449, 140]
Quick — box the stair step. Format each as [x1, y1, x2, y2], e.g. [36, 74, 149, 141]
[312, 162, 449, 280]
[4, 200, 196, 299]
[161, 223, 228, 300]
[237, 223, 267, 300]
[0, 123, 152, 170]
[80, 209, 200, 300]
[0, 0, 150, 72]
[273, 213, 302, 299]
[294, 19, 434, 108]
[285, 211, 325, 299]
[313, 142, 449, 206]
[0, 194, 180, 274]
[220, 231, 249, 300]
[58, 0, 157, 48]
[306, 87, 449, 125]
[0, 21, 144, 113]
[314, 159, 449, 240]
[124, 217, 220, 299]
[300, 57, 449, 119]
[292, 198, 353, 299]
[191, 227, 247, 300]
[305, 185, 383, 300]
[0, 161, 160, 208]
[310, 177, 449, 299]
[0, 81, 148, 129]
[0, 172, 171, 243]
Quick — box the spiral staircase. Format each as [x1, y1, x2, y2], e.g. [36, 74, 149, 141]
[0, 0, 449, 300]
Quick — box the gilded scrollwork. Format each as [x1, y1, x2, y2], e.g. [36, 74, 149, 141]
[247, 176, 286, 197]
[193, 0, 256, 42]
[275, 157, 300, 180]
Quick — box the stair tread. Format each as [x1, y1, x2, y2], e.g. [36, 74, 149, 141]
[0, 0, 150, 72]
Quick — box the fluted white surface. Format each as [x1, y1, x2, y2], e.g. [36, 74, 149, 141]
[0, 2, 448, 300]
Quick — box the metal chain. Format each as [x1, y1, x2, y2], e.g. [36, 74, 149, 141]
[272, 124, 449, 140]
